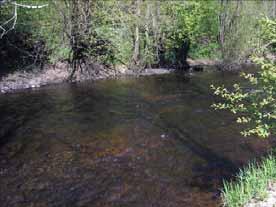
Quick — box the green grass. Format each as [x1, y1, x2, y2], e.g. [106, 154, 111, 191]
[222, 153, 276, 207]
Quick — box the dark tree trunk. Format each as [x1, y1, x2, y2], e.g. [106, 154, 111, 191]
[175, 39, 190, 70]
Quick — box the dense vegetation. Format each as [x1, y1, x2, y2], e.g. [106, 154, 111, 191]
[1, 0, 276, 78]
[213, 15, 276, 207]
[212, 17, 276, 137]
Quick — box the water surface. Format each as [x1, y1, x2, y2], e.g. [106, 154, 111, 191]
[0, 70, 274, 207]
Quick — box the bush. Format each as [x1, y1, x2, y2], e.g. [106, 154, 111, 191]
[212, 18, 276, 138]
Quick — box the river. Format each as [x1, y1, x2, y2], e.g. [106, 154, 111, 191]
[0, 70, 274, 207]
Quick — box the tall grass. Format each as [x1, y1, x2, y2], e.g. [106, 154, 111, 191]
[222, 154, 276, 207]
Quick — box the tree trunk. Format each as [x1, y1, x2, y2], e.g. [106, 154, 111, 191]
[273, 0, 276, 17]
[132, 0, 141, 66]
[218, 0, 226, 60]
[68, 0, 80, 80]
[144, 1, 151, 68]
[153, 0, 161, 65]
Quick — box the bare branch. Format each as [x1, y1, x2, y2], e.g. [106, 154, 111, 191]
[11, 2, 48, 9]
[0, 1, 48, 38]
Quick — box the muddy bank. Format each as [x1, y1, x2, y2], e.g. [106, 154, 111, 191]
[0, 62, 116, 94]
[0, 63, 176, 94]
[0, 58, 254, 94]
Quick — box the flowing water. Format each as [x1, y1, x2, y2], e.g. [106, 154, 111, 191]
[0, 70, 274, 207]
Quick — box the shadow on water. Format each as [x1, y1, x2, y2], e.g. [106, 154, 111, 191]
[0, 70, 274, 207]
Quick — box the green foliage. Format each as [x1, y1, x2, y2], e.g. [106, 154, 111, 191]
[162, 1, 219, 60]
[93, 1, 133, 65]
[222, 153, 276, 207]
[2, 0, 276, 71]
[218, 1, 276, 62]
[212, 18, 276, 138]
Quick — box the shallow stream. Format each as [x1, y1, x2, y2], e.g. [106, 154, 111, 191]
[0, 70, 274, 207]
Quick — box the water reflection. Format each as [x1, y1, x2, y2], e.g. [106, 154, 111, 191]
[0, 71, 274, 207]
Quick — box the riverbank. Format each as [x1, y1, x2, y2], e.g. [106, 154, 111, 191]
[222, 153, 276, 207]
[0, 62, 118, 94]
[0, 59, 253, 94]
[187, 58, 255, 71]
[0, 62, 175, 94]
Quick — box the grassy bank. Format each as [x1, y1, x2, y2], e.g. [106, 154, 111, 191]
[222, 153, 276, 207]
